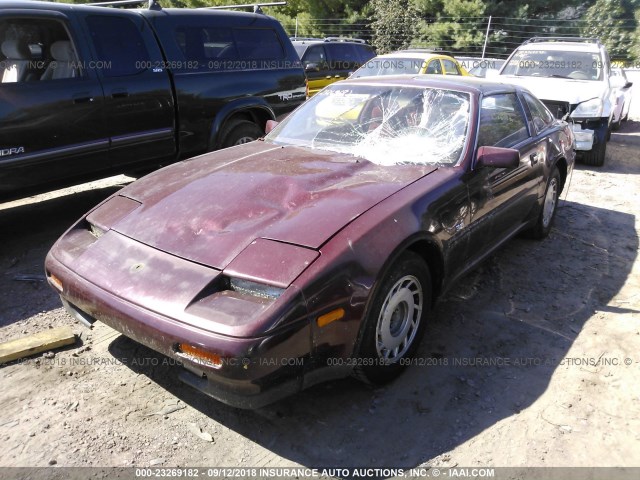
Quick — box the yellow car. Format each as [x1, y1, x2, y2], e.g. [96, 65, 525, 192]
[351, 50, 472, 79]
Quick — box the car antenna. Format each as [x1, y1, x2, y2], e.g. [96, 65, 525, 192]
[201, 2, 286, 14]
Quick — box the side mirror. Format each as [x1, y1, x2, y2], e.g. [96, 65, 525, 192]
[625, 81, 633, 88]
[265, 119, 279, 134]
[476, 146, 520, 169]
[305, 62, 319, 72]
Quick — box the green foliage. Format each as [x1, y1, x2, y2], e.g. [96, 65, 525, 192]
[582, 0, 639, 58]
[413, 0, 486, 53]
[369, 0, 418, 53]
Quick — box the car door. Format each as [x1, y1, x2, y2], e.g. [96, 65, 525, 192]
[465, 92, 540, 258]
[521, 91, 553, 196]
[325, 43, 360, 81]
[0, 11, 107, 197]
[301, 44, 330, 96]
[81, 12, 176, 169]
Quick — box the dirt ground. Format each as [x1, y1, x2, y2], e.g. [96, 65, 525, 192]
[1, 125, 639, 472]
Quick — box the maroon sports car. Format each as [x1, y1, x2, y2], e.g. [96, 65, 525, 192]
[45, 76, 575, 408]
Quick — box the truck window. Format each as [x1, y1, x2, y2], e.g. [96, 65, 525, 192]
[86, 16, 149, 77]
[234, 28, 283, 60]
[174, 26, 283, 69]
[0, 18, 80, 83]
[175, 27, 236, 63]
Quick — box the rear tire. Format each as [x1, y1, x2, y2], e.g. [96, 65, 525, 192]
[353, 252, 431, 385]
[220, 120, 263, 148]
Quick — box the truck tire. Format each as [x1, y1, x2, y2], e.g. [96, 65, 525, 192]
[220, 120, 263, 148]
[581, 140, 606, 166]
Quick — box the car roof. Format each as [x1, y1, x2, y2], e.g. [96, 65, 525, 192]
[291, 39, 369, 46]
[335, 74, 524, 96]
[517, 42, 601, 53]
[0, 0, 271, 20]
[374, 51, 453, 61]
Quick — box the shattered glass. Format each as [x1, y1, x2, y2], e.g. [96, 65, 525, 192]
[267, 85, 471, 166]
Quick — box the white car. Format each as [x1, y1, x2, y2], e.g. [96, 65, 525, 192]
[610, 67, 633, 129]
[498, 37, 616, 166]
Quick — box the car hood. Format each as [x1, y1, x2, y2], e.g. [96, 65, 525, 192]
[499, 75, 609, 104]
[113, 141, 437, 269]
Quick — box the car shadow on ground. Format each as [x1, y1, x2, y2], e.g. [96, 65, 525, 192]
[0, 183, 127, 328]
[109, 192, 638, 469]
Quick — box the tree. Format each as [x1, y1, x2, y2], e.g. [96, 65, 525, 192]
[582, 0, 639, 59]
[413, 0, 486, 54]
[369, 0, 418, 53]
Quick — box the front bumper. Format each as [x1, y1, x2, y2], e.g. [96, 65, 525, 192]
[571, 123, 595, 151]
[47, 254, 311, 409]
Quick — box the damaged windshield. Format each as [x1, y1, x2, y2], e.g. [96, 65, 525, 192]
[266, 85, 471, 166]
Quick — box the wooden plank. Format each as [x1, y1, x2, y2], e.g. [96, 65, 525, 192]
[0, 327, 76, 364]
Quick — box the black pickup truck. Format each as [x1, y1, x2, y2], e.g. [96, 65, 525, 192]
[0, 1, 306, 199]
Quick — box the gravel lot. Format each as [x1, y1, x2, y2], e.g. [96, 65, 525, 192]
[1, 123, 639, 472]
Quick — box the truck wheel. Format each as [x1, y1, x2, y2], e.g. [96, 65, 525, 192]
[220, 120, 263, 148]
[581, 139, 606, 166]
[353, 252, 431, 385]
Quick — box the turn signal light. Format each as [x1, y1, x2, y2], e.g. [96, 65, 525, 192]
[317, 308, 345, 328]
[177, 343, 223, 368]
[47, 272, 63, 293]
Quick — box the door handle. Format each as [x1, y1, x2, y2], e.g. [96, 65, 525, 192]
[334, 75, 341, 78]
[530, 153, 539, 165]
[325, 75, 332, 79]
[72, 93, 94, 104]
[111, 89, 129, 99]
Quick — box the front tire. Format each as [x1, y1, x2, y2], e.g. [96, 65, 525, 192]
[581, 137, 606, 167]
[354, 252, 431, 385]
[527, 166, 561, 240]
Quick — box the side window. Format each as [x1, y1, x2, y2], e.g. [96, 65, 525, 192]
[86, 16, 149, 77]
[425, 60, 442, 74]
[234, 28, 284, 60]
[357, 45, 375, 63]
[302, 45, 327, 68]
[478, 93, 529, 148]
[523, 92, 554, 133]
[0, 18, 80, 83]
[326, 43, 359, 71]
[442, 59, 461, 75]
[174, 27, 236, 64]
